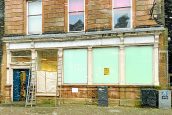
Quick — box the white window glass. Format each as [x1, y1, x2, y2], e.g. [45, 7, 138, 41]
[69, 0, 84, 31]
[28, 0, 42, 34]
[28, 16, 42, 34]
[28, 1, 42, 15]
[113, 0, 131, 28]
[69, 0, 84, 12]
[113, 0, 130, 8]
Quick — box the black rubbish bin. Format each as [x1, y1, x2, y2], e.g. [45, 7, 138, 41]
[97, 86, 108, 107]
[141, 89, 158, 108]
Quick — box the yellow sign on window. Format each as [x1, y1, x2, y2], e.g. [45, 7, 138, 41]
[104, 68, 110, 75]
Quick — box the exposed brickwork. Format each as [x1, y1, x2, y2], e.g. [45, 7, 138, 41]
[4, 0, 164, 35]
[4, 0, 25, 35]
[159, 31, 168, 89]
[135, 0, 162, 27]
[58, 86, 149, 106]
[86, 0, 112, 31]
[43, 0, 65, 33]
[1, 43, 7, 102]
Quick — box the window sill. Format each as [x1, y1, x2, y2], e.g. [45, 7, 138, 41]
[112, 28, 134, 32]
[27, 33, 42, 36]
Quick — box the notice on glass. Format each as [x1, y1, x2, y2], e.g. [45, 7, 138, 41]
[104, 68, 110, 75]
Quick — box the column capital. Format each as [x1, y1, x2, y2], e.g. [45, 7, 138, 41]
[6, 43, 10, 50]
[120, 45, 125, 49]
[88, 47, 92, 51]
[154, 34, 159, 43]
[58, 48, 63, 57]
[31, 41, 35, 49]
[58, 48, 63, 51]
[154, 43, 159, 48]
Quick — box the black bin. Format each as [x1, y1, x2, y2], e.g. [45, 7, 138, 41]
[141, 89, 158, 108]
[97, 86, 108, 107]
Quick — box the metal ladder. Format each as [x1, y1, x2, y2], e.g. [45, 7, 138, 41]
[55, 51, 63, 106]
[25, 59, 36, 107]
[55, 72, 62, 106]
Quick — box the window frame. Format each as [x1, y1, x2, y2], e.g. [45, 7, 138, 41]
[68, 0, 85, 32]
[27, 0, 42, 35]
[112, 0, 133, 30]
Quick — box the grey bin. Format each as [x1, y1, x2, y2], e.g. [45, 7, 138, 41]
[159, 90, 171, 109]
[97, 86, 108, 107]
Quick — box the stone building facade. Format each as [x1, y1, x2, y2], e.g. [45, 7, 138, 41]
[1, 0, 168, 106]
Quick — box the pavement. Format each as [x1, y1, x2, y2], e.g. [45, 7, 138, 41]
[0, 103, 172, 115]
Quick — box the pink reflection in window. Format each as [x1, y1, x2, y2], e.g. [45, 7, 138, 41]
[113, 0, 131, 8]
[69, 0, 84, 12]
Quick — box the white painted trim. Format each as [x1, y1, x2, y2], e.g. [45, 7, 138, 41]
[6, 43, 11, 85]
[87, 47, 93, 85]
[131, 0, 133, 28]
[68, 0, 85, 32]
[8, 36, 155, 50]
[9, 42, 32, 49]
[154, 44, 159, 86]
[26, 1, 28, 35]
[153, 35, 159, 86]
[119, 45, 125, 85]
[9, 38, 121, 49]
[112, 0, 114, 30]
[31, 49, 36, 79]
[124, 83, 155, 86]
[112, 0, 133, 30]
[124, 36, 155, 44]
[68, 0, 69, 32]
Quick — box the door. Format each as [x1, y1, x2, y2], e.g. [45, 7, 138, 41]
[13, 69, 29, 101]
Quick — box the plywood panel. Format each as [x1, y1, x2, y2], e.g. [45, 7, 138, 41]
[37, 71, 46, 93]
[46, 72, 57, 93]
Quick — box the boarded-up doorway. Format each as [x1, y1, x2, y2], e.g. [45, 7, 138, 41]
[13, 69, 29, 101]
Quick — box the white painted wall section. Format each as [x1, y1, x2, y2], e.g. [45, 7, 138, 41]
[124, 36, 154, 44]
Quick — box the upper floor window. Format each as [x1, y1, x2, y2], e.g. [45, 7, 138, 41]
[68, 0, 85, 32]
[113, 0, 132, 29]
[27, 0, 42, 34]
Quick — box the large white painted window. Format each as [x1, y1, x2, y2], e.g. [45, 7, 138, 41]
[125, 46, 153, 85]
[93, 48, 119, 84]
[27, 0, 42, 34]
[112, 0, 132, 29]
[64, 49, 87, 84]
[68, 0, 85, 32]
